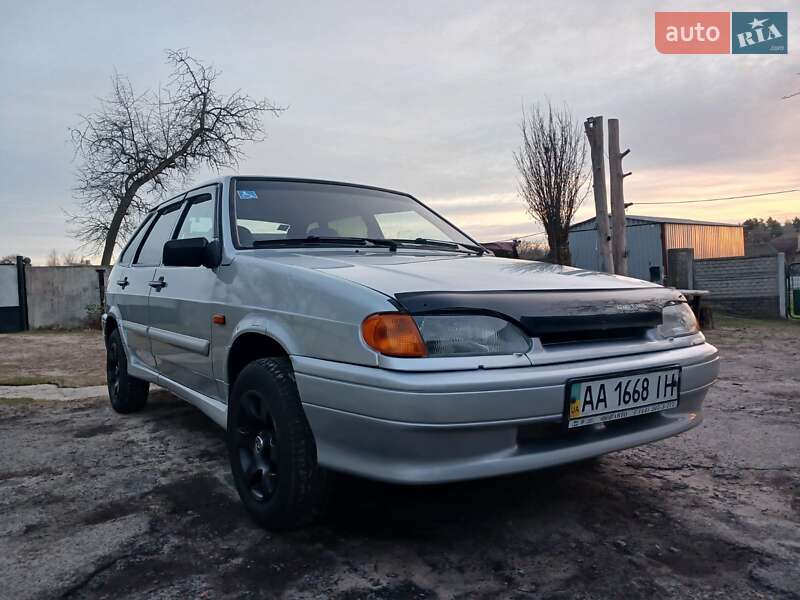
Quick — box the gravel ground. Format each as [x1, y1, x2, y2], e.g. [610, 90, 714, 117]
[0, 317, 798, 599]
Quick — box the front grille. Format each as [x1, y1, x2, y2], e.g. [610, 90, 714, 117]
[538, 326, 650, 346]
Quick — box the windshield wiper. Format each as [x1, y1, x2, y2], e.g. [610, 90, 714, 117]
[253, 236, 398, 251]
[391, 237, 485, 255]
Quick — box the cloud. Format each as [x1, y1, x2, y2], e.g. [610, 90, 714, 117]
[1, 0, 798, 263]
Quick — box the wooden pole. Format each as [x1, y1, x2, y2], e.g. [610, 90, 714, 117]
[583, 116, 614, 274]
[608, 118, 629, 276]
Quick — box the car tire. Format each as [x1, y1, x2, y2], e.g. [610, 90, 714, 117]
[227, 357, 326, 530]
[106, 328, 149, 414]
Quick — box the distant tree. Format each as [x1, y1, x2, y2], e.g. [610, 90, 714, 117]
[514, 101, 589, 265]
[0, 255, 16, 265]
[46, 249, 60, 266]
[70, 49, 283, 265]
[766, 217, 784, 238]
[743, 218, 768, 244]
[516, 239, 549, 261]
[742, 216, 800, 244]
[59, 252, 90, 266]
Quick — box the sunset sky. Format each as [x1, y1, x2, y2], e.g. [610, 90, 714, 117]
[1, 1, 798, 263]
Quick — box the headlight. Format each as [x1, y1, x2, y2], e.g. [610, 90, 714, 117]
[658, 303, 699, 338]
[361, 313, 531, 357]
[414, 314, 531, 357]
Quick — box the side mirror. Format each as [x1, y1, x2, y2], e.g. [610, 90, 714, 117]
[163, 238, 221, 268]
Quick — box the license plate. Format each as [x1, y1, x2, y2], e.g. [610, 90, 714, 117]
[566, 368, 680, 429]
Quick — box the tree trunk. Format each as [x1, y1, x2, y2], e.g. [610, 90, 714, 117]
[100, 189, 136, 265]
[546, 226, 572, 266]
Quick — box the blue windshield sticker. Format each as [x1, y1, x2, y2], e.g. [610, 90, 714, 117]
[237, 190, 258, 200]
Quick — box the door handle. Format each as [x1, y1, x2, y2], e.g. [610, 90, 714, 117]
[116, 277, 129, 289]
[148, 277, 167, 290]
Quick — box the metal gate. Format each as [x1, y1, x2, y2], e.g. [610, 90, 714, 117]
[788, 262, 800, 320]
[0, 257, 28, 332]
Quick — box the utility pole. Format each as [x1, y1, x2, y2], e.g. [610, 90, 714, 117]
[583, 116, 614, 274]
[608, 118, 631, 276]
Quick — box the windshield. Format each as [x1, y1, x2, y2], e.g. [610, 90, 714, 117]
[231, 179, 476, 249]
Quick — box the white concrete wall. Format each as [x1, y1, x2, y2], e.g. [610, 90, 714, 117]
[25, 266, 107, 329]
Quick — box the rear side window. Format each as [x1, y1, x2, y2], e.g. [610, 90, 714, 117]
[117, 214, 153, 266]
[134, 204, 182, 266]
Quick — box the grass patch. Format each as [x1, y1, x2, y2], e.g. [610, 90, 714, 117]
[0, 375, 106, 387]
[0, 328, 100, 336]
[0, 397, 50, 407]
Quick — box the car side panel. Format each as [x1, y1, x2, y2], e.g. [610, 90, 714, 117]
[107, 264, 157, 369]
[209, 254, 395, 400]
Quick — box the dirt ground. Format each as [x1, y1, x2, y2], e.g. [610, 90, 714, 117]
[0, 331, 105, 387]
[0, 317, 798, 599]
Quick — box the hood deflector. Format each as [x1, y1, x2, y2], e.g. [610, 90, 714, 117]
[393, 288, 685, 337]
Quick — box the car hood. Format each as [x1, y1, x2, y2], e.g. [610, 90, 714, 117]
[255, 250, 682, 334]
[261, 250, 660, 295]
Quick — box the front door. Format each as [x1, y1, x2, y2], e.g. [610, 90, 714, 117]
[148, 186, 221, 400]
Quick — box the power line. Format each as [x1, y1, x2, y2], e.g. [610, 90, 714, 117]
[633, 188, 800, 206]
[514, 231, 547, 239]
[486, 231, 547, 243]
[484, 187, 799, 243]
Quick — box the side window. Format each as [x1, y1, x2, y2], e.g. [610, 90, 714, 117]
[176, 194, 215, 241]
[117, 214, 153, 266]
[134, 205, 182, 266]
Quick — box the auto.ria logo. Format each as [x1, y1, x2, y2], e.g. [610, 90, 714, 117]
[732, 12, 787, 54]
[655, 11, 788, 54]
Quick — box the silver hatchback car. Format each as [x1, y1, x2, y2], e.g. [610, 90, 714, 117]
[103, 176, 719, 529]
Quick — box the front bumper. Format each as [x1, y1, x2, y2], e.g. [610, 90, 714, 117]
[293, 342, 719, 484]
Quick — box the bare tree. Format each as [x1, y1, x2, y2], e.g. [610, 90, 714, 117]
[70, 49, 283, 265]
[516, 239, 549, 261]
[46, 249, 61, 266]
[514, 102, 589, 265]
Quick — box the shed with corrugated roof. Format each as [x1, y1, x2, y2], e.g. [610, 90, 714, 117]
[569, 215, 744, 282]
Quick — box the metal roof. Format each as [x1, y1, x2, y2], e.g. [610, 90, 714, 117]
[570, 214, 742, 230]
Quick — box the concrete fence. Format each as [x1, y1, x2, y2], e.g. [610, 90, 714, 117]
[694, 254, 786, 318]
[24, 266, 108, 329]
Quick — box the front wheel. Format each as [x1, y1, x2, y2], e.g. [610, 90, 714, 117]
[227, 357, 325, 530]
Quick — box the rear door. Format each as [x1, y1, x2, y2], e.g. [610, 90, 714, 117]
[110, 213, 155, 369]
[122, 202, 184, 369]
[148, 186, 221, 400]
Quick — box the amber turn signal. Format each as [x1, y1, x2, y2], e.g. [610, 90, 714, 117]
[361, 313, 427, 358]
